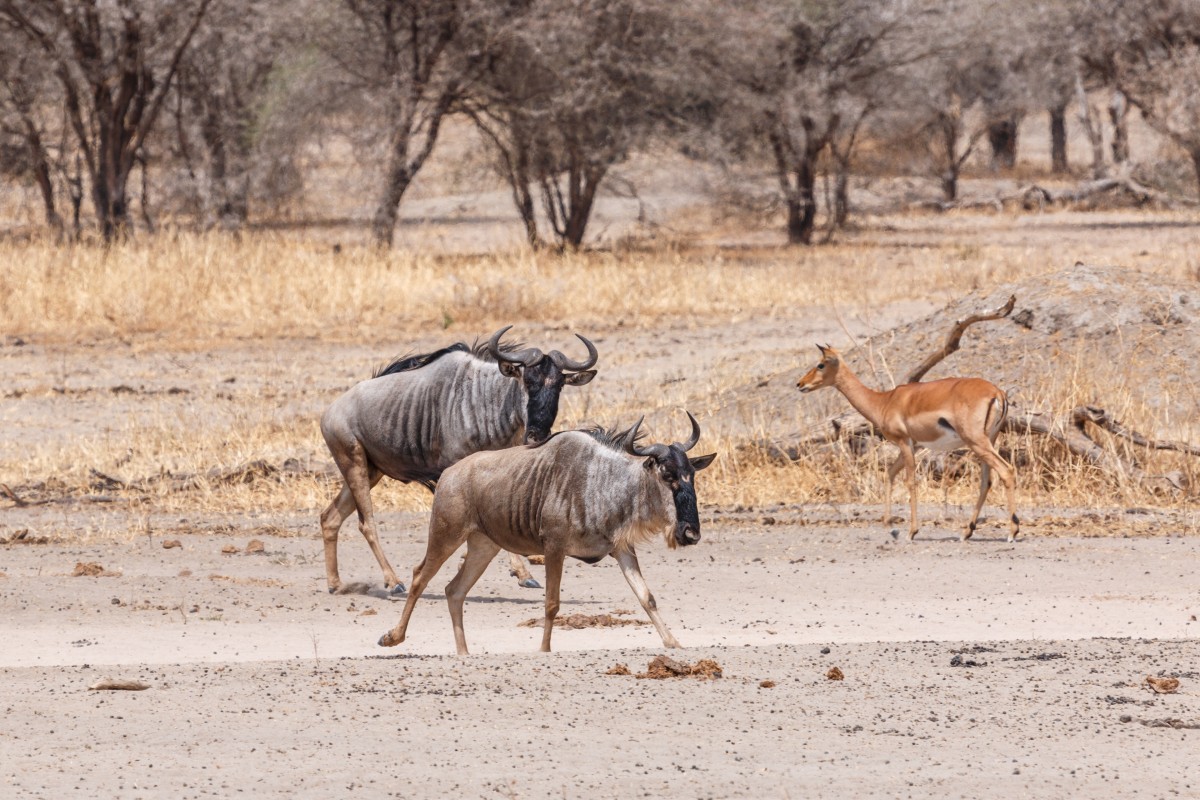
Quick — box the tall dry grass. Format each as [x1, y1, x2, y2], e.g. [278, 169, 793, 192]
[2, 216, 1198, 535]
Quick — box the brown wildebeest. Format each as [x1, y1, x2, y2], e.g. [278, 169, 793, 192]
[797, 344, 1017, 542]
[319, 327, 598, 595]
[377, 413, 716, 654]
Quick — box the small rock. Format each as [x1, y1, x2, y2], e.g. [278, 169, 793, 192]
[826, 667, 844, 681]
[820, 647, 831, 655]
[161, 540, 182, 550]
[220, 545, 239, 555]
[1146, 676, 1180, 694]
[759, 680, 776, 688]
[244, 539, 265, 554]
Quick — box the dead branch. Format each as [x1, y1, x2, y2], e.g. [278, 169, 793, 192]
[0, 483, 47, 507]
[904, 294, 1016, 383]
[920, 177, 1200, 214]
[1070, 406, 1200, 457]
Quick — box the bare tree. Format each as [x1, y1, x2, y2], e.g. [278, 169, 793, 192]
[315, 0, 493, 247]
[0, 0, 213, 240]
[467, 0, 694, 249]
[0, 27, 63, 234]
[169, 1, 290, 230]
[707, 0, 914, 244]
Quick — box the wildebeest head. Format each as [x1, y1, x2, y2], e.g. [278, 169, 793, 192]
[796, 343, 841, 394]
[487, 326, 598, 444]
[627, 412, 716, 548]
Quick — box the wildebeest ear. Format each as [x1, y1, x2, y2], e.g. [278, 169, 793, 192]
[643, 457, 655, 471]
[498, 361, 522, 379]
[689, 453, 717, 471]
[564, 369, 596, 386]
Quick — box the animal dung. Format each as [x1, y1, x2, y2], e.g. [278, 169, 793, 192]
[161, 539, 182, 550]
[605, 664, 632, 676]
[244, 539, 266, 554]
[826, 666, 845, 681]
[88, 678, 150, 691]
[72, 562, 118, 577]
[635, 656, 723, 680]
[1146, 676, 1181, 694]
[759, 680, 777, 688]
[220, 545, 239, 555]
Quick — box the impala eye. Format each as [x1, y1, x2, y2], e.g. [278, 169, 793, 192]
[817, 363, 825, 370]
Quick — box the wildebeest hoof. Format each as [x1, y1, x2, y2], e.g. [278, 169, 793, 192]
[389, 583, 407, 596]
[519, 578, 541, 589]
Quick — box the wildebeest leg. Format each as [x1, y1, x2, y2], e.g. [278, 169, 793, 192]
[539, 550, 566, 652]
[613, 549, 681, 648]
[340, 449, 404, 595]
[377, 523, 468, 648]
[319, 466, 386, 593]
[445, 532, 501, 655]
[507, 552, 541, 589]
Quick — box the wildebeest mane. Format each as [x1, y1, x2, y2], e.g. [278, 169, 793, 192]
[372, 337, 528, 378]
[533, 421, 644, 452]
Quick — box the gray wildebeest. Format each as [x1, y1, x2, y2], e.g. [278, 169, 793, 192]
[377, 412, 716, 654]
[319, 326, 598, 595]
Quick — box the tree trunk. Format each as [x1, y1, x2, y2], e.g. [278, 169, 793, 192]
[1075, 75, 1106, 180]
[784, 160, 816, 245]
[23, 122, 63, 235]
[987, 115, 1019, 170]
[1049, 104, 1068, 174]
[940, 117, 959, 201]
[1191, 147, 1200, 198]
[1109, 90, 1129, 164]
[834, 164, 849, 228]
[371, 127, 415, 247]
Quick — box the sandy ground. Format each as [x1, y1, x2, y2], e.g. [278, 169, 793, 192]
[2, 504, 1198, 798]
[3, 289, 1199, 797]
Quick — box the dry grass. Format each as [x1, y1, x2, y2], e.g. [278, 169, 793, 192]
[2, 210, 1198, 533]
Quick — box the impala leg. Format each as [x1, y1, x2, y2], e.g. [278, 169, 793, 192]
[964, 433, 1019, 543]
[377, 522, 466, 648]
[508, 552, 541, 589]
[884, 454, 904, 526]
[445, 532, 501, 656]
[964, 461, 991, 542]
[897, 441, 920, 541]
[614, 548, 681, 648]
[539, 550, 566, 652]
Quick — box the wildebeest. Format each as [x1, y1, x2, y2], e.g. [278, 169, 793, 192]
[797, 344, 1017, 542]
[377, 412, 716, 654]
[319, 326, 598, 595]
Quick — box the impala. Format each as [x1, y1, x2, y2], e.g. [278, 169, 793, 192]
[797, 344, 1018, 542]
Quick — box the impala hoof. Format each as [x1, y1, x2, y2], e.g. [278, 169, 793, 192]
[389, 583, 407, 597]
[519, 578, 541, 589]
[378, 631, 403, 647]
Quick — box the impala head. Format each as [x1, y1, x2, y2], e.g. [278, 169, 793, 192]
[797, 344, 841, 394]
[626, 412, 717, 548]
[488, 326, 598, 444]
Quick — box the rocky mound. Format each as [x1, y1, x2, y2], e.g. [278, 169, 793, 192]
[711, 263, 1199, 443]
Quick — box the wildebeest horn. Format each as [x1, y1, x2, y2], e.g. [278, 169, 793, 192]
[548, 333, 598, 371]
[674, 411, 701, 452]
[626, 416, 669, 460]
[487, 326, 541, 366]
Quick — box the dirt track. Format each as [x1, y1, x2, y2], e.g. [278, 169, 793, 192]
[2, 507, 1198, 798]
